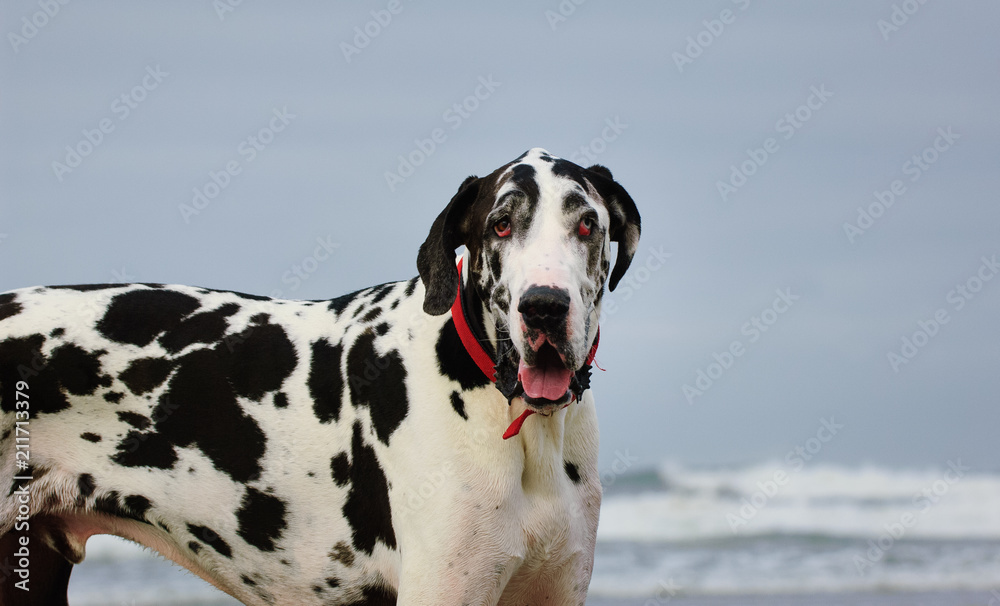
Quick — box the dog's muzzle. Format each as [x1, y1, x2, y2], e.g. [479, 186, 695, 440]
[515, 286, 576, 406]
[518, 286, 570, 338]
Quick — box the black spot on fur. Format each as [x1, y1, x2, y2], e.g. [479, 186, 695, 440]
[346, 331, 408, 445]
[550, 159, 591, 191]
[309, 339, 344, 424]
[125, 494, 153, 520]
[236, 487, 287, 552]
[0, 335, 70, 415]
[97, 289, 200, 346]
[328, 540, 355, 566]
[370, 283, 394, 305]
[158, 303, 238, 354]
[116, 411, 151, 430]
[188, 541, 202, 554]
[187, 524, 232, 558]
[273, 392, 289, 408]
[488, 249, 502, 279]
[494, 284, 511, 312]
[193, 287, 270, 302]
[48, 283, 123, 291]
[80, 432, 102, 443]
[94, 491, 152, 525]
[330, 453, 350, 487]
[511, 163, 540, 202]
[342, 423, 395, 554]
[230, 291, 271, 301]
[49, 343, 110, 395]
[0, 294, 23, 322]
[49, 327, 65, 337]
[564, 461, 582, 484]
[404, 277, 418, 297]
[561, 190, 587, 211]
[435, 319, 491, 391]
[327, 287, 365, 315]
[242, 575, 257, 586]
[361, 307, 382, 323]
[374, 322, 390, 336]
[112, 429, 179, 469]
[326, 577, 340, 588]
[450, 391, 468, 420]
[120, 357, 175, 395]
[78, 474, 96, 497]
[348, 585, 398, 605]
[104, 391, 124, 403]
[220, 318, 297, 401]
[154, 348, 266, 483]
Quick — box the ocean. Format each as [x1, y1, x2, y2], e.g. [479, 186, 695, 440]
[67, 463, 1000, 605]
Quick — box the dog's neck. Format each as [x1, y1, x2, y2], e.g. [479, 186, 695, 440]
[455, 253, 523, 404]
[458, 252, 502, 363]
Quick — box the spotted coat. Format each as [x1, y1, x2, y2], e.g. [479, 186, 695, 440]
[0, 148, 639, 605]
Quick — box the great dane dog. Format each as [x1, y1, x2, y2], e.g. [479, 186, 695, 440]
[0, 148, 640, 605]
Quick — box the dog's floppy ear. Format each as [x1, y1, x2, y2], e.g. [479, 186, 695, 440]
[417, 175, 481, 315]
[586, 165, 641, 291]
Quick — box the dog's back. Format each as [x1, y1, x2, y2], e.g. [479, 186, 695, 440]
[1, 282, 417, 604]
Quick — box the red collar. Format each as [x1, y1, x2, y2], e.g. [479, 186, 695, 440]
[450, 258, 599, 439]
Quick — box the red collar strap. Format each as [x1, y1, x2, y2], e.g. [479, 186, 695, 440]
[451, 257, 499, 382]
[451, 258, 599, 439]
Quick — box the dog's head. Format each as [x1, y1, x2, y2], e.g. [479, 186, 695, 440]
[417, 148, 640, 410]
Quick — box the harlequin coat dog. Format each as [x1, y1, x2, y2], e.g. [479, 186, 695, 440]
[0, 148, 640, 605]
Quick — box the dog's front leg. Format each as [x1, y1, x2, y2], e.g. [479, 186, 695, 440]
[396, 548, 522, 606]
[391, 475, 525, 606]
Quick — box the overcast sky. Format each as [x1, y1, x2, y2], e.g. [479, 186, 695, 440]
[2, 1, 998, 474]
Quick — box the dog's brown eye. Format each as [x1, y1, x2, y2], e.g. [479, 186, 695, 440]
[578, 217, 594, 237]
[494, 218, 511, 237]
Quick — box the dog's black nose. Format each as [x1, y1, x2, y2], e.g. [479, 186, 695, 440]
[518, 286, 571, 332]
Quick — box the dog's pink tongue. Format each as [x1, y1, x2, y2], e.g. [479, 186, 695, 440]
[518, 359, 573, 401]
